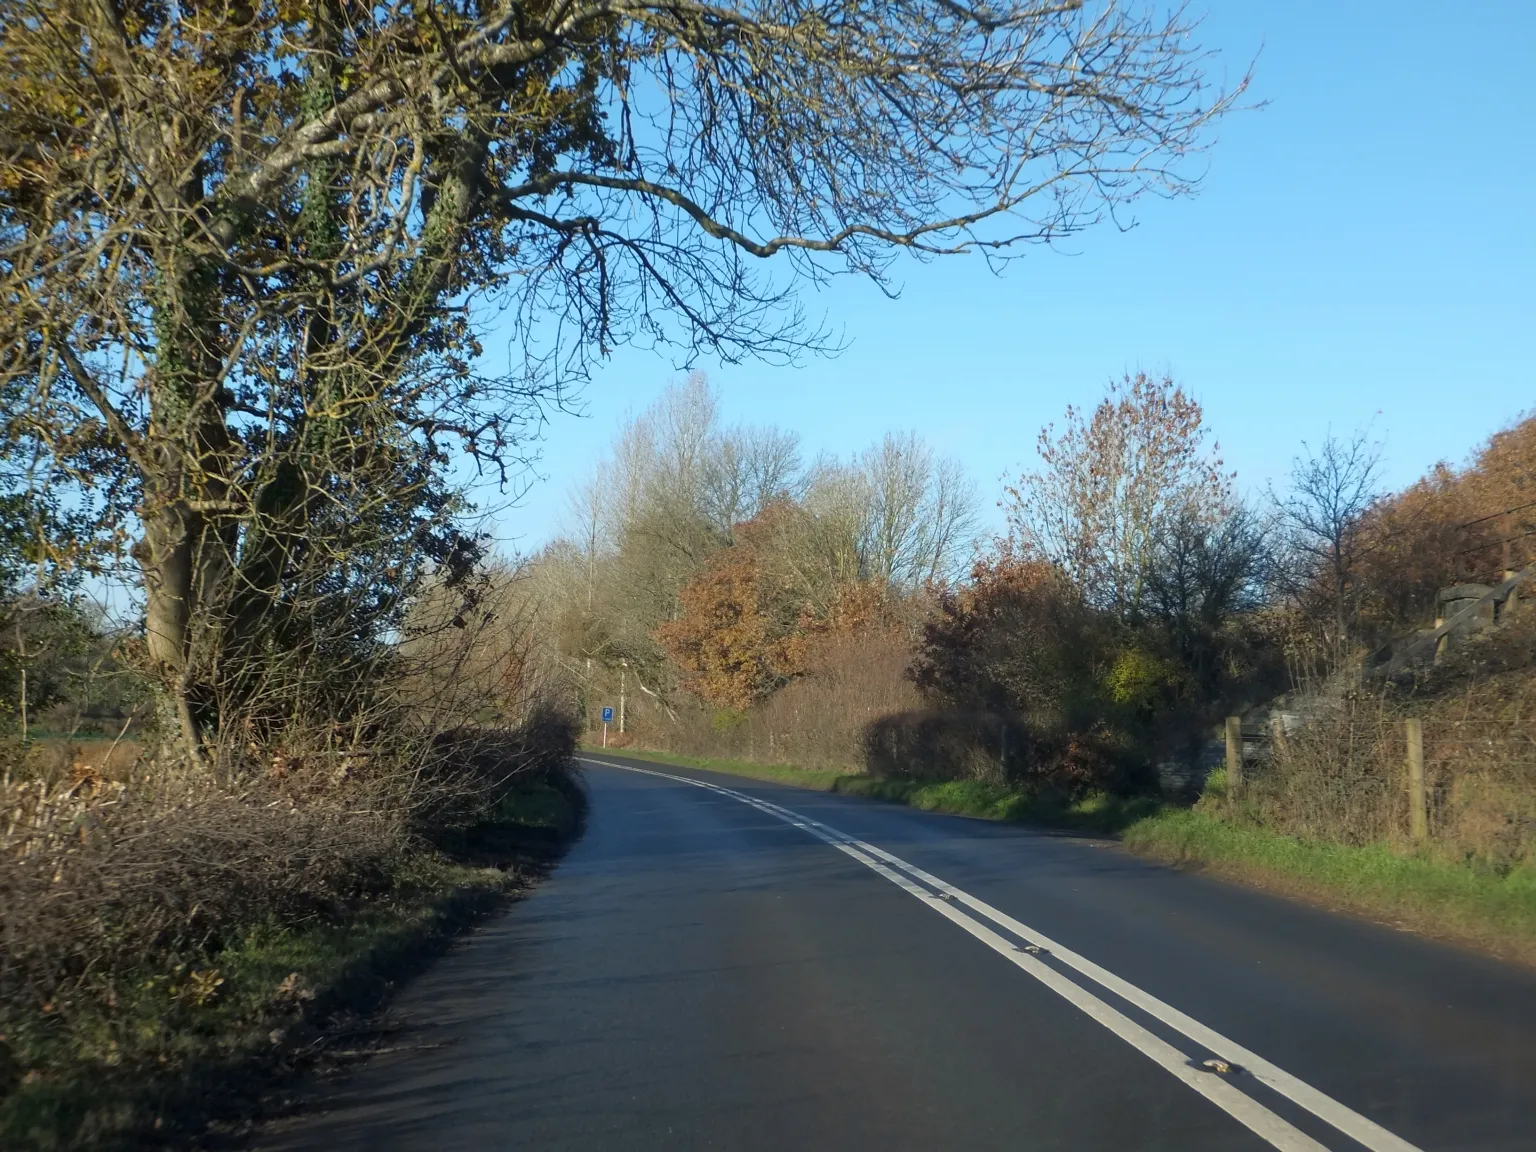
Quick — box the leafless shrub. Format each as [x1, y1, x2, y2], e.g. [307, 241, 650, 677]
[0, 761, 404, 1030]
[1237, 696, 1406, 847]
[0, 546, 578, 1089]
[862, 711, 1013, 784]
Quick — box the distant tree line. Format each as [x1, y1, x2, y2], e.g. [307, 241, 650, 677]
[528, 371, 1533, 795]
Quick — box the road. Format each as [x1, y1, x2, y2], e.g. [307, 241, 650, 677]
[257, 753, 1536, 1151]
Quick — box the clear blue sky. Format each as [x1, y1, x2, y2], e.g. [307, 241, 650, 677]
[480, 0, 1535, 554]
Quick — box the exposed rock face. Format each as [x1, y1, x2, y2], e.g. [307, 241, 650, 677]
[1157, 740, 1224, 800]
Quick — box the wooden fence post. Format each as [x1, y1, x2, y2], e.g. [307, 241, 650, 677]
[1225, 716, 1242, 808]
[1405, 718, 1427, 841]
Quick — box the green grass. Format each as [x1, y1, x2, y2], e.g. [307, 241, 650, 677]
[842, 772, 1536, 963]
[494, 778, 583, 832]
[581, 745, 1163, 833]
[582, 746, 1161, 834]
[0, 780, 582, 1152]
[831, 776, 1164, 834]
[579, 744, 849, 791]
[2, 865, 509, 1151]
[1124, 808, 1536, 964]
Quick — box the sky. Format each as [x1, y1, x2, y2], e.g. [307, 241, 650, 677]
[477, 0, 1536, 556]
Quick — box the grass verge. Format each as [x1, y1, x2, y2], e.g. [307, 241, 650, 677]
[0, 775, 584, 1152]
[581, 746, 1159, 832]
[830, 776, 1164, 834]
[578, 744, 848, 791]
[1124, 807, 1536, 966]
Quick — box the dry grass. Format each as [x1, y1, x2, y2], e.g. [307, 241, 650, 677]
[1, 737, 143, 788]
[1, 759, 406, 1020]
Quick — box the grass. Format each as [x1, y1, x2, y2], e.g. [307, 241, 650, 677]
[494, 778, 585, 831]
[2, 865, 506, 1151]
[578, 744, 849, 791]
[0, 776, 583, 1152]
[831, 776, 1163, 834]
[5, 733, 142, 779]
[1124, 807, 1536, 965]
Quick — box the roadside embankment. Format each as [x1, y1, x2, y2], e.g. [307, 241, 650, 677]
[830, 776, 1162, 835]
[849, 773, 1536, 967]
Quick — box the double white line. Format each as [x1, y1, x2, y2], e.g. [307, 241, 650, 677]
[584, 757, 1424, 1152]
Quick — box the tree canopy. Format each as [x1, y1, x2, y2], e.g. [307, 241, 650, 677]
[0, 0, 1237, 757]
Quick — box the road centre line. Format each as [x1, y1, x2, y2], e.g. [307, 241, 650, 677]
[583, 757, 1423, 1152]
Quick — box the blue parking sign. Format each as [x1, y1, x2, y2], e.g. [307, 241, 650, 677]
[602, 706, 614, 724]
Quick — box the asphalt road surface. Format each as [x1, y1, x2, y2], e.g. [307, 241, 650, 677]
[257, 754, 1536, 1151]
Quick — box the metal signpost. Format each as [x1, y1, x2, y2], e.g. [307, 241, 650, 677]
[602, 706, 614, 747]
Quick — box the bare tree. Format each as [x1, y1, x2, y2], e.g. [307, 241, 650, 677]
[1004, 373, 1232, 621]
[859, 433, 933, 585]
[604, 414, 661, 548]
[703, 426, 805, 539]
[1143, 502, 1272, 689]
[1273, 429, 1385, 663]
[559, 377, 730, 700]
[919, 456, 982, 584]
[796, 459, 873, 597]
[856, 433, 978, 586]
[650, 373, 719, 511]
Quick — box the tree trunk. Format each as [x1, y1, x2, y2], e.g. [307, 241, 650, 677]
[140, 492, 220, 765]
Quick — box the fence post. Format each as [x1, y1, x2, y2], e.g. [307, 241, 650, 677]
[1225, 716, 1243, 808]
[1405, 718, 1427, 841]
[1270, 714, 1288, 757]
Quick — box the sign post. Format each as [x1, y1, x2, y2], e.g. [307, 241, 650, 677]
[601, 706, 614, 748]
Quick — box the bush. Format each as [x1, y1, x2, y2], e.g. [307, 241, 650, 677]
[0, 703, 579, 1108]
[1224, 612, 1536, 870]
[860, 708, 1142, 798]
[862, 710, 1009, 783]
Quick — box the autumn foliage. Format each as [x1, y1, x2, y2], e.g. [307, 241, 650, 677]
[653, 511, 801, 711]
[1355, 413, 1535, 637]
[913, 555, 1094, 721]
[1002, 372, 1231, 620]
[655, 504, 904, 711]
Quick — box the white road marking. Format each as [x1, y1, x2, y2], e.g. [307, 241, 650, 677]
[582, 757, 1425, 1152]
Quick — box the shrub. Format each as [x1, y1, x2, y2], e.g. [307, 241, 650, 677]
[1229, 612, 1536, 870]
[860, 708, 1137, 798]
[0, 703, 579, 1096]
